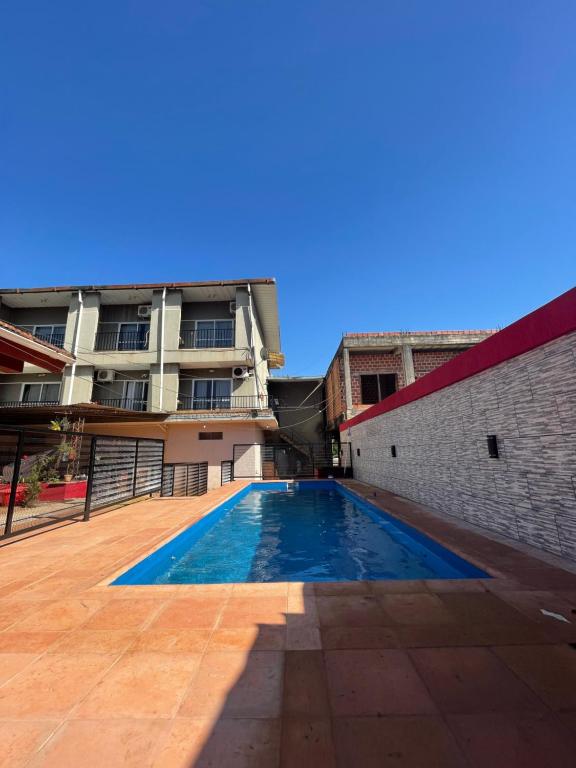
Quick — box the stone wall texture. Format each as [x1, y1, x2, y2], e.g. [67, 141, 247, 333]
[346, 331, 576, 561]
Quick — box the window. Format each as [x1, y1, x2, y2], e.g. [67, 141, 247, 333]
[17, 325, 66, 348]
[117, 323, 149, 351]
[194, 320, 234, 348]
[95, 322, 150, 351]
[192, 379, 232, 410]
[21, 382, 61, 404]
[360, 374, 397, 405]
[199, 432, 223, 440]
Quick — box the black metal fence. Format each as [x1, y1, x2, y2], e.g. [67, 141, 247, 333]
[0, 425, 164, 538]
[232, 442, 353, 480]
[177, 395, 272, 411]
[94, 329, 150, 351]
[179, 328, 234, 349]
[161, 462, 209, 497]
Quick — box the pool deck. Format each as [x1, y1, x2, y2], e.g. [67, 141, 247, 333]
[0, 479, 576, 766]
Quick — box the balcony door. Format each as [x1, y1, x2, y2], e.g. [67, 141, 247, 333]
[21, 382, 61, 405]
[122, 380, 148, 411]
[118, 323, 149, 351]
[195, 320, 234, 348]
[193, 379, 231, 410]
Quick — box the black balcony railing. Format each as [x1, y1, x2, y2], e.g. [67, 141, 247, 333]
[0, 400, 60, 408]
[179, 328, 234, 349]
[95, 398, 148, 411]
[34, 332, 66, 349]
[177, 395, 271, 411]
[94, 330, 149, 351]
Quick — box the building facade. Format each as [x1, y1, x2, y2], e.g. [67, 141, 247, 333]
[0, 279, 283, 488]
[326, 330, 495, 435]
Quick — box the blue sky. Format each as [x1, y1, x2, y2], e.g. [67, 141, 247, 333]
[1, 1, 574, 375]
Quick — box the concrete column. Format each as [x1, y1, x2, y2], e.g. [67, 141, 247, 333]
[401, 344, 415, 386]
[149, 362, 179, 412]
[342, 347, 353, 417]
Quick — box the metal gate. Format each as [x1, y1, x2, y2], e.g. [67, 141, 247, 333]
[161, 462, 208, 497]
[221, 460, 233, 485]
[87, 436, 164, 512]
[233, 442, 352, 480]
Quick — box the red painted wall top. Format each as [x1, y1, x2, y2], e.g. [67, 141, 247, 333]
[340, 286, 576, 432]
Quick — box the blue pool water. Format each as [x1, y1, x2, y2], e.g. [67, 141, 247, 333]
[113, 482, 488, 584]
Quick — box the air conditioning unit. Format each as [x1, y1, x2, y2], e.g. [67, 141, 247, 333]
[229, 301, 237, 314]
[137, 304, 152, 318]
[232, 366, 250, 379]
[96, 369, 115, 383]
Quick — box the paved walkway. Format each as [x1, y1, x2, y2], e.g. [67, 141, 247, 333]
[0, 479, 576, 766]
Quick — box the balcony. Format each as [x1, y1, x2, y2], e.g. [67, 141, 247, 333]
[0, 400, 60, 408]
[15, 326, 66, 349]
[179, 328, 234, 349]
[94, 398, 148, 412]
[94, 330, 149, 352]
[177, 395, 271, 411]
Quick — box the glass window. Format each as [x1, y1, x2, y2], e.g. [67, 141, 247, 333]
[194, 320, 233, 348]
[22, 384, 42, 403]
[118, 323, 149, 350]
[192, 379, 231, 409]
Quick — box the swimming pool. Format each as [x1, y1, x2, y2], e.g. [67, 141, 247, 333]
[113, 481, 488, 584]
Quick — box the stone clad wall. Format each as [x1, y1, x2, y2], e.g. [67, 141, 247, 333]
[346, 331, 576, 561]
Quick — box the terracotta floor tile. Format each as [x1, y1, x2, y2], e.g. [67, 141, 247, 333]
[83, 599, 164, 630]
[28, 719, 169, 768]
[209, 626, 286, 651]
[494, 645, 576, 710]
[425, 578, 487, 592]
[371, 579, 430, 594]
[332, 716, 467, 768]
[316, 596, 388, 627]
[0, 631, 63, 653]
[325, 649, 436, 716]
[379, 593, 456, 625]
[438, 592, 531, 625]
[280, 717, 336, 768]
[0, 720, 59, 768]
[151, 597, 226, 629]
[48, 629, 139, 654]
[152, 717, 281, 768]
[0, 653, 118, 719]
[179, 650, 284, 719]
[220, 597, 287, 628]
[0, 600, 50, 631]
[73, 652, 201, 719]
[232, 582, 289, 596]
[283, 651, 330, 718]
[0, 653, 39, 685]
[410, 647, 546, 714]
[496, 590, 576, 625]
[320, 626, 398, 650]
[13, 598, 103, 631]
[314, 581, 371, 596]
[286, 623, 321, 650]
[448, 711, 576, 768]
[130, 629, 211, 653]
[396, 623, 489, 648]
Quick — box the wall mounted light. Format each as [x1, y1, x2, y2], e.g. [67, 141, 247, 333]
[391, 445, 397, 458]
[356, 448, 360, 457]
[487, 434, 499, 459]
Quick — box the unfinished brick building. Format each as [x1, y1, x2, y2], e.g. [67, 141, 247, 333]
[325, 330, 495, 436]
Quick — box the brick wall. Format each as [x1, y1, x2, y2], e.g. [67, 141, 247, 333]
[326, 357, 345, 428]
[413, 349, 466, 379]
[349, 351, 405, 404]
[345, 331, 576, 561]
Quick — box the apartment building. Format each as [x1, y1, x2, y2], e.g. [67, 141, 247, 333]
[0, 279, 283, 487]
[325, 330, 495, 436]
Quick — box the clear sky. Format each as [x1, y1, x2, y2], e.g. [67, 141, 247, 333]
[1, 1, 574, 375]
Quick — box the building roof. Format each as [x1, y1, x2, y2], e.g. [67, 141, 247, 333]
[0, 277, 282, 355]
[0, 402, 166, 425]
[0, 320, 74, 374]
